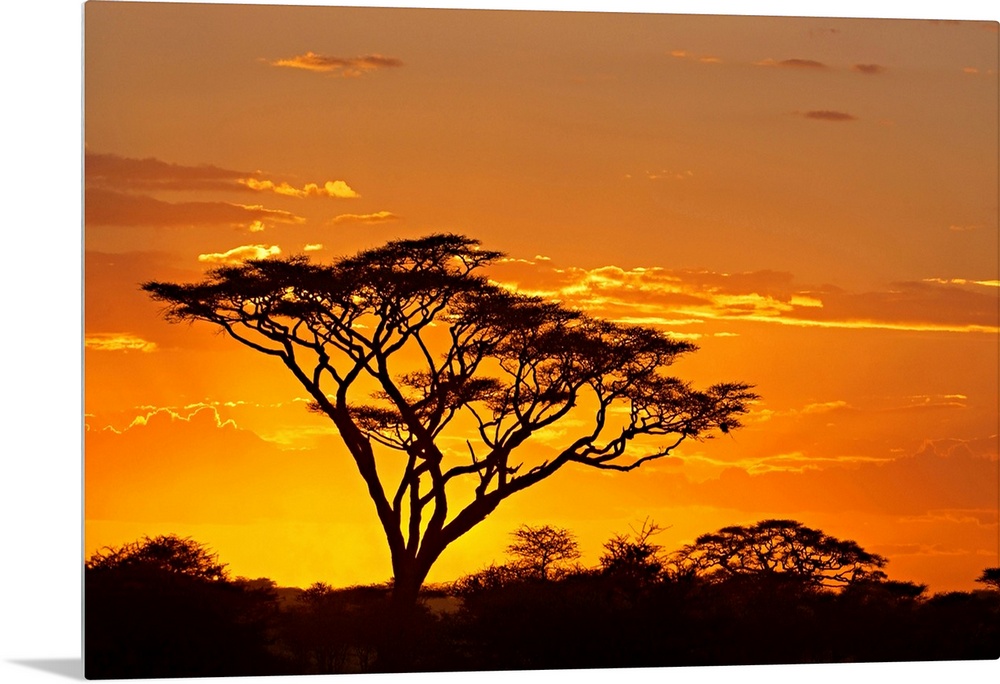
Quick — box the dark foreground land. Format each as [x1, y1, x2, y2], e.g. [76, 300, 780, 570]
[85, 561, 1000, 679]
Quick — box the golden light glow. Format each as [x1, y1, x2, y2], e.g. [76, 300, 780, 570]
[83, 4, 999, 595]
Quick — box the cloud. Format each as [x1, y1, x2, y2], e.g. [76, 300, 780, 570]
[801, 400, 851, 415]
[85, 333, 158, 353]
[896, 509, 998, 528]
[755, 58, 827, 69]
[239, 178, 360, 199]
[87, 152, 361, 205]
[198, 244, 281, 265]
[788, 280, 999, 332]
[330, 210, 400, 224]
[669, 50, 722, 64]
[800, 110, 857, 122]
[85, 188, 306, 228]
[271, 52, 403, 78]
[852, 63, 887, 75]
[85, 405, 369, 525]
[123, 405, 237, 431]
[923, 277, 999, 288]
[644, 169, 694, 181]
[894, 394, 968, 412]
[684, 437, 998, 516]
[303, 243, 324, 252]
[85, 152, 248, 192]
[485, 259, 999, 335]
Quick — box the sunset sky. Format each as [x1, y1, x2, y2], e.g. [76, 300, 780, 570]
[81, 1, 998, 595]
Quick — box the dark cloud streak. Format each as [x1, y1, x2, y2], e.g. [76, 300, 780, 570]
[86, 152, 249, 192]
[852, 63, 887, 74]
[779, 58, 827, 68]
[85, 188, 304, 227]
[801, 110, 857, 121]
[755, 57, 827, 69]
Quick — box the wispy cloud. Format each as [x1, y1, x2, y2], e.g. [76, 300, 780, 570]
[85, 188, 306, 228]
[643, 169, 694, 181]
[486, 259, 999, 335]
[799, 110, 857, 122]
[680, 437, 998, 515]
[330, 210, 400, 224]
[85, 333, 158, 353]
[852, 63, 887, 75]
[755, 57, 827, 69]
[673, 52, 883, 78]
[85, 152, 363, 231]
[123, 405, 237, 432]
[87, 151, 361, 202]
[303, 243, 324, 252]
[669, 49, 723, 64]
[198, 244, 281, 265]
[86, 152, 247, 192]
[271, 52, 403, 78]
[923, 277, 1000, 288]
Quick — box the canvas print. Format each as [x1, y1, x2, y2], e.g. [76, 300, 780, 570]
[83, 1, 999, 678]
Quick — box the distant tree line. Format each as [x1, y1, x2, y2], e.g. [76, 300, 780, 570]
[85, 522, 1000, 678]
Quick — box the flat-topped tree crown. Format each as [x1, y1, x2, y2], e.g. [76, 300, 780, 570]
[143, 233, 756, 610]
[667, 519, 888, 588]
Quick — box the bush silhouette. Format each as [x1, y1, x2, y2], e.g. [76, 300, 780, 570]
[85, 535, 287, 679]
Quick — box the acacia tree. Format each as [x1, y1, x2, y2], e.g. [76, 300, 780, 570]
[506, 525, 581, 580]
[975, 567, 1000, 591]
[667, 519, 887, 588]
[143, 234, 755, 613]
[599, 518, 667, 585]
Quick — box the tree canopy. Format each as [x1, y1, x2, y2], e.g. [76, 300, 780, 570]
[86, 534, 228, 581]
[143, 234, 755, 608]
[599, 519, 667, 585]
[667, 519, 887, 588]
[975, 567, 1000, 591]
[505, 524, 581, 580]
[84, 535, 282, 678]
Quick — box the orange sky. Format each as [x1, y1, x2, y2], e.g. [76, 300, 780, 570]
[82, 1, 998, 594]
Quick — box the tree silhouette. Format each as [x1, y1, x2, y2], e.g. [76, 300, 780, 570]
[976, 567, 1000, 591]
[143, 234, 755, 613]
[451, 561, 526, 597]
[282, 582, 385, 673]
[85, 535, 285, 678]
[667, 519, 887, 588]
[599, 518, 667, 586]
[86, 534, 228, 580]
[505, 524, 581, 580]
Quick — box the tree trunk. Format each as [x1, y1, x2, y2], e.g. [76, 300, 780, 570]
[376, 557, 432, 672]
